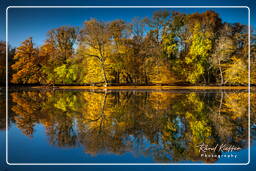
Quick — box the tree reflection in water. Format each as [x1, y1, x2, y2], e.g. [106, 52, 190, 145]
[7, 89, 253, 163]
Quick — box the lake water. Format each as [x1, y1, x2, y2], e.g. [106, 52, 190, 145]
[2, 88, 255, 164]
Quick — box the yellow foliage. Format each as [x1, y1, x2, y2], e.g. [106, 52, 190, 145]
[145, 57, 177, 84]
[224, 57, 248, 85]
[83, 57, 114, 83]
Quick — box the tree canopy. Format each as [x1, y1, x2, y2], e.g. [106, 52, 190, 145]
[5, 10, 254, 86]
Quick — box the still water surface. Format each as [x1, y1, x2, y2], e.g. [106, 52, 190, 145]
[3, 89, 255, 163]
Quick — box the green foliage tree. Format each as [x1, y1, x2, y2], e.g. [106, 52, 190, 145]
[184, 23, 212, 84]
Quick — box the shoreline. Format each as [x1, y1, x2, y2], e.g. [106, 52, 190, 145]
[26, 85, 252, 90]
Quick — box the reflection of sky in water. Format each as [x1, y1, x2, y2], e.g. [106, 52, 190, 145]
[8, 124, 249, 163]
[8, 125, 154, 163]
[174, 116, 185, 139]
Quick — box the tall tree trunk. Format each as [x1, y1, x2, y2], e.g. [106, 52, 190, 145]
[117, 71, 120, 84]
[127, 73, 133, 83]
[218, 58, 224, 85]
[202, 74, 207, 85]
[116, 71, 120, 84]
[101, 62, 108, 87]
[145, 72, 148, 85]
[207, 68, 211, 84]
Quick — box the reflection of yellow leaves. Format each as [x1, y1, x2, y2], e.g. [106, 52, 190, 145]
[54, 98, 67, 111]
[185, 112, 193, 119]
[82, 92, 104, 117]
[11, 92, 37, 115]
[10, 92, 40, 137]
[188, 93, 204, 112]
[81, 92, 112, 131]
[222, 92, 248, 120]
[166, 121, 176, 132]
[148, 92, 176, 110]
[189, 120, 212, 148]
[54, 95, 77, 112]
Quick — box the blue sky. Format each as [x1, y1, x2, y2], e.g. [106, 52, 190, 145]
[0, 0, 255, 47]
[4, 7, 250, 47]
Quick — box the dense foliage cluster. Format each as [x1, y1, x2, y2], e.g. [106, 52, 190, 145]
[1, 10, 255, 86]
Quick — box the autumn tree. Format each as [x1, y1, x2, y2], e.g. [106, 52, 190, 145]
[47, 26, 78, 63]
[211, 23, 236, 85]
[213, 23, 248, 85]
[1, 42, 15, 85]
[79, 19, 112, 86]
[108, 19, 141, 84]
[40, 26, 78, 85]
[109, 18, 148, 84]
[143, 10, 178, 84]
[144, 10, 171, 44]
[0, 41, 6, 85]
[11, 37, 43, 84]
